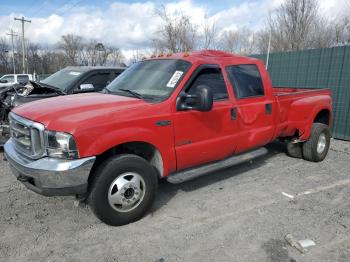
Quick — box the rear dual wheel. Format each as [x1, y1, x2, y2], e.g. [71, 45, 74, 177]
[302, 123, 330, 162]
[286, 123, 330, 162]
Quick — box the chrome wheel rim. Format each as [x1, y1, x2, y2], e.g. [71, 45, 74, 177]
[108, 172, 146, 212]
[317, 133, 327, 154]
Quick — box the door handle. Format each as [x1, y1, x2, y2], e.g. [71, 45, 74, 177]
[265, 103, 272, 115]
[231, 108, 237, 120]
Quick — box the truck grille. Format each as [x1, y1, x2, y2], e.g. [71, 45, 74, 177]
[9, 112, 45, 159]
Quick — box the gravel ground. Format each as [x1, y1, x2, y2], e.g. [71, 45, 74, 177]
[0, 139, 350, 262]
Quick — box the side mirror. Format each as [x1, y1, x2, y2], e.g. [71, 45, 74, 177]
[0, 80, 8, 83]
[178, 85, 213, 112]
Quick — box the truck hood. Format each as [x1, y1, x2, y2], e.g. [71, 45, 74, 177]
[12, 92, 149, 130]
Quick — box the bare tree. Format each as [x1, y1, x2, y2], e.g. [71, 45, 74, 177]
[82, 40, 98, 66]
[26, 42, 41, 74]
[107, 47, 125, 66]
[0, 37, 10, 73]
[309, 18, 335, 48]
[83, 41, 110, 66]
[219, 30, 241, 53]
[333, 16, 350, 45]
[58, 34, 84, 65]
[256, 0, 328, 53]
[96, 43, 113, 66]
[152, 6, 197, 53]
[0, 34, 126, 75]
[201, 15, 218, 49]
[218, 28, 257, 55]
[129, 49, 149, 64]
[40, 49, 67, 73]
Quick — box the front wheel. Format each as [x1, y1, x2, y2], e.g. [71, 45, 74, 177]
[88, 154, 158, 226]
[302, 123, 331, 162]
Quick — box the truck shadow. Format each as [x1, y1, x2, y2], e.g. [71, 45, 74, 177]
[151, 141, 287, 213]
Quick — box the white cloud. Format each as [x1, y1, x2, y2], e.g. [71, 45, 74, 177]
[0, 0, 346, 60]
[319, 0, 349, 20]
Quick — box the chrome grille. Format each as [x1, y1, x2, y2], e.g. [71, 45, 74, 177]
[9, 112, 45, 159]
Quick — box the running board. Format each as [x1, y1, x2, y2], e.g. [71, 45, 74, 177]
[167, 147, 268, 184]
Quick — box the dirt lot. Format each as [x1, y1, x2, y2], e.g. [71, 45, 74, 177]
[0, 139, 350, 262]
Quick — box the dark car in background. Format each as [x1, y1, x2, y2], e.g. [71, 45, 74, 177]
[0, 66, 125, 144]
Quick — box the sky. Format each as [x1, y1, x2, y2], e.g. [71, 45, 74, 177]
[0, 0, 348, 59]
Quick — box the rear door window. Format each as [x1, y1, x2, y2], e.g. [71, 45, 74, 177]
[226, 64, 264, 99]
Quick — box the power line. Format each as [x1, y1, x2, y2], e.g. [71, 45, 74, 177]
[6, 29, 18, 75]
[14, 16, 31, 74]
[34, 0, 85, 26]
[34, 0, 83, 20]
[20, 0, 44, 18]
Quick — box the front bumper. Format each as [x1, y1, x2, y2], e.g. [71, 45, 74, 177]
[4, 139, 96, 196]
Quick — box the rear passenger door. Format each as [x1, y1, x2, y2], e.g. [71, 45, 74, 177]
[226, 64, 275, 152]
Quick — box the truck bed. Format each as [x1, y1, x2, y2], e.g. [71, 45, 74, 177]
[272, 87, 332, 139]
[273, 87, 331, 97]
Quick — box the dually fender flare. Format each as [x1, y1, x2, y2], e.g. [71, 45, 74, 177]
[287, 96, 332, 140]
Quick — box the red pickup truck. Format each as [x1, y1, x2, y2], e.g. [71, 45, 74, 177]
[4, 50, 332, 226]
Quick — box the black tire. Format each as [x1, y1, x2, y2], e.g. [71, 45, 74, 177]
[302, 123, 331, 162]
[88, 154, 158, 226]
[286, 141, 303, 158]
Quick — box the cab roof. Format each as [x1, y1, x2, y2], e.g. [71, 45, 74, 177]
[149, 50, 261, 65]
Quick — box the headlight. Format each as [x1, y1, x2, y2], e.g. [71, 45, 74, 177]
[45, 130, 79, 159]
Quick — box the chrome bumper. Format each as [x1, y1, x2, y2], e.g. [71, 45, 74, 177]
[4, 139, 96, 196]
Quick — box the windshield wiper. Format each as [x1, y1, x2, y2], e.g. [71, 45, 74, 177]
[118, 89, 144, 99]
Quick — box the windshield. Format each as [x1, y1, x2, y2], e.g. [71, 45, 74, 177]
[106, 59, 191, 100]
[40, 68, 86, 90]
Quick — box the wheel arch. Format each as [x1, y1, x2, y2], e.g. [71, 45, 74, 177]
[300, 107, 332, 140]
[314, 109, 331, 126]
[286, 94, 332, 140]
[89, 141, 165, 185]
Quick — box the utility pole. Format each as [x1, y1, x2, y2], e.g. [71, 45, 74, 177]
[14, 16, 31, 73]
[6, 29, 18, 75]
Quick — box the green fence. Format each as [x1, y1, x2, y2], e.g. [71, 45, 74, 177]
[251, 46, 350, 141]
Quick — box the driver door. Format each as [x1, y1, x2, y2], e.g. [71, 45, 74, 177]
[173, 65, 236, 170]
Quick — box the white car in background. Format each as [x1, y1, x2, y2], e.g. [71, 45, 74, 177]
[0, 74, 34, 88]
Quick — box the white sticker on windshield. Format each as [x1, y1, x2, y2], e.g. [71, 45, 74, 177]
[69, 71, 81, 76]
[166, 70, 183, 88]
